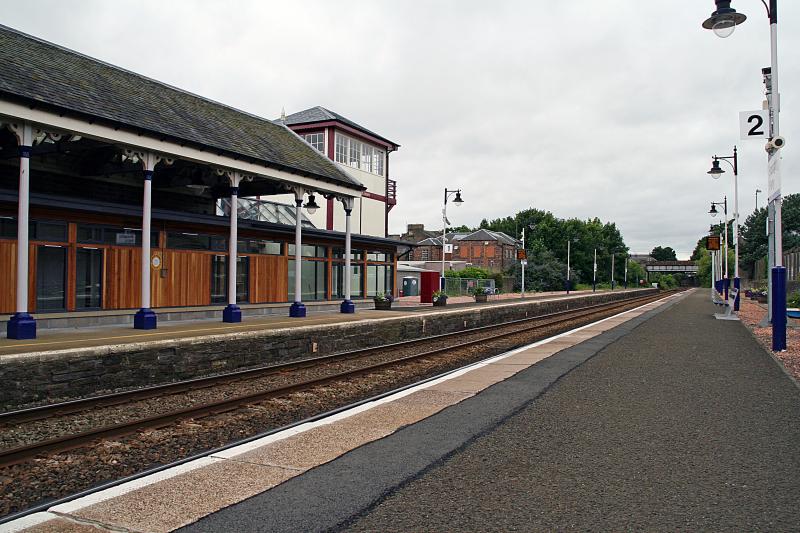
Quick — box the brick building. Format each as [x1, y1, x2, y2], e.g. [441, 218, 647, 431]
[407, 227, 519, 272]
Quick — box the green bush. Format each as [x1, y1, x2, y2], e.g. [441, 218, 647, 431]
[788, 291, 800, 308]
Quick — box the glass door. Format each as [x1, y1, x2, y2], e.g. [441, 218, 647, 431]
[76, 248, 103, 309]
[36, 245, 66, 312]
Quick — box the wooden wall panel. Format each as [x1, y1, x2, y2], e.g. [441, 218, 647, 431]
[104, 247, 142, 310]
[152, 250, 212, 308]
[27, 244, 37, 313]
[0, 241, 16, 314]
[250, 255, 288, 303]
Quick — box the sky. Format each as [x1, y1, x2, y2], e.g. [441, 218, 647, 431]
[2, 0, 797, 259]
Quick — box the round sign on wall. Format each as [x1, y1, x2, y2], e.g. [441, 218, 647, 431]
[151, 254, 162, 269]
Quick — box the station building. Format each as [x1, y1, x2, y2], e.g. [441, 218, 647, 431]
[0, 25, 408, 339]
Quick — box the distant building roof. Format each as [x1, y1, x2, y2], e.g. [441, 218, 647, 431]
[282, 106, 399, 149]
[0, 25, 362, 191]
[416, 229, 519, 247]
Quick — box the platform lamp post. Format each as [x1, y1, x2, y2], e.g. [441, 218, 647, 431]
[701, 0, 784, 349]
[709, 198, 729, 300]
[441, 188, 464, 290]
[289, 190, 320, 318]
[566, 237, 578, 294]
[755, 188, 762, 211]
[708, 149, 741, 310]
[592, 248, 598, 292]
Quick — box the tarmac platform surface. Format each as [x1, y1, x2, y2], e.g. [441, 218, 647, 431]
[8, 289, 799, 532]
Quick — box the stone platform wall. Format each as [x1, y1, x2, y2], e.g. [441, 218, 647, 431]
[1, 289, 658, 409]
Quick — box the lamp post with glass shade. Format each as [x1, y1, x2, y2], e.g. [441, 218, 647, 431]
[709, 198, 729, 300]
[708, 149, 740, 310]
[441, 188, 463, 290]
[289, 192, 320, 318]
[701, 0, 784, 349]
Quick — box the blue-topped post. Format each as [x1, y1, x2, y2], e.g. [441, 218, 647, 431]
[223, 172, 243, 323]
[7, 122, 36, 339]
[772, 266, 786, 350]
[340, 196, 355, 313]
[289, 188, 307, 318]
[134, 152, 158, 330]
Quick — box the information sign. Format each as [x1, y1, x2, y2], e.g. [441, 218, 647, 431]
[516, 249, 527, 261]
[706, 235, 720, 251]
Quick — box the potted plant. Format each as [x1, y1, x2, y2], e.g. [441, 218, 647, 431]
[471, 285, 490, 303]
[373, 292, 394, 310]
[432, 290, 448, 307]
[755, 287, 768, 304]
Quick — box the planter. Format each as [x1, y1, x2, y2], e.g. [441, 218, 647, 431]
[756, 295, 768, 304]
[374, 300, 392, 310]
[788, 308, 800, 319]
[474, 294, 488, 303]
[433, 299, 447, 307]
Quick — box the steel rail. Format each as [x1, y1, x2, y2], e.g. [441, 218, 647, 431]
[2, 291, 658, 425]
[0, 291, 674, 468]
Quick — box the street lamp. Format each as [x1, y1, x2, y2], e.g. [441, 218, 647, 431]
[702, 0, 785, 350]
[708, 148, 740, 310]
[441, 188, 463, 290]
[709, 197, 729, 300]
[755, 188, 762, 211]
[702, 0, 747, 38]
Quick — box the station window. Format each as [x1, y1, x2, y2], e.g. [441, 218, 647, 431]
[0, 218, 68, 242]
[333, 248, 364, 261]
[302, 132, 325, 154]
[167, 232, 227, 251]
[78, 224, 157, 247]
[366, 264, 394, 297]
[288, 260, 327, 301]
[288, 244, 326, 258]
[367, 251, 392, 262]
[238, 239, 283, 255]
[334, 133, 385, 177]
[332, 263, 363, 299]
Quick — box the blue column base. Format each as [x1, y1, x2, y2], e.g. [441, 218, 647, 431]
[223, 304, 242, 323]
[723, 278, 729, 301]
[8, 312, 36, 340]
[289, 302, 307, 318]
[340, 300, 355, 314]
[134, 308, 157, 330]
[734, 277, 741, 311]
[771, 267, 787, 351]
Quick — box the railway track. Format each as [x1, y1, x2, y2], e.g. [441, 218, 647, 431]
[0, 290, 675, 469]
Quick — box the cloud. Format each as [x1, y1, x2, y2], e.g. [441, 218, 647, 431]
[2, 0, 796, 259]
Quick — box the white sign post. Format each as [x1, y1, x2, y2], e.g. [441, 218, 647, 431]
[739, 110, 770, 140]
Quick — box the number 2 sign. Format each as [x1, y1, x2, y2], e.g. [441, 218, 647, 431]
[739, 110, 769, 140]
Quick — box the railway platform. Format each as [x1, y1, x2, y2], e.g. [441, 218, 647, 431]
[7, 288, 797, 532]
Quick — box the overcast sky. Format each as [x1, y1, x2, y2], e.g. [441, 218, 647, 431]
[2, 1, 797, 258]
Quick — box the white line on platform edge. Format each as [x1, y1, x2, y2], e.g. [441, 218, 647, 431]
[0, 291, 683, 532]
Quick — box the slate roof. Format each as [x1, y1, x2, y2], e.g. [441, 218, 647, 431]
[0, 25, 364, 191]
[282, 106, 399, 149]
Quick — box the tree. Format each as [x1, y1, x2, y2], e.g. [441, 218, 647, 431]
[650, 246, 677, 261]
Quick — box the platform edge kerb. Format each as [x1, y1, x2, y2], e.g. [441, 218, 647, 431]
[0, 290, 658, 361]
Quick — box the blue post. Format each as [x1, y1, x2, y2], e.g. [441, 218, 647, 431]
[772, 267, 786, 351]
[723, 277, 729, 301]
[733, 277, 741, 311]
